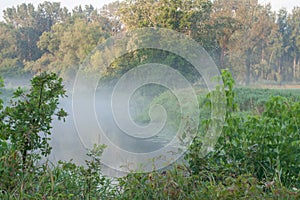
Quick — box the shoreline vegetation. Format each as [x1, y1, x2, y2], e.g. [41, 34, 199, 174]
[0, 0, 299, 85]
[0, 71, 299, 199]
[0, 0, 299, 199]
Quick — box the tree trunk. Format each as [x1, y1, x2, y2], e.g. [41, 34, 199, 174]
[293, 54, 297, 82]
[220, 48, 225, 69]
[246, 49, 251, 85]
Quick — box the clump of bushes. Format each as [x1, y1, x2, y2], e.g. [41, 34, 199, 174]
[234, 87, 300, 112]
[0, 71, 299, 199]
[0, 73, 115, 199]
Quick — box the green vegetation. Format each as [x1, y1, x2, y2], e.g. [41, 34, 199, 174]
[187, 71, 300, 190]
[0, 0, 300, 84]
[0, 0, 299, 199]
[0, 73, 115, 199]
[235, 87, 300, 111]
[0, 71, 299, 199]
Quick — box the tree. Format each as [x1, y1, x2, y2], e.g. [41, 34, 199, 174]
[3, 4, 41, 62]
[3, 2, 70, 63]
[0, 77, 3, 110]
[27, 17, 110, 81]
[215, 0, 276, 84]
[211, 0, 242, 69]
[108, 0, 213, 81]
[100, 1, 122, 34]
[118, 0, 212, 35]
[1, 0, 298, 84]
[288, 7, 300, 81]
[0, 22, 23, 76]
[36, 2, 70, 32]
[3, 3, 36, 28]
[275, 8, 292, 82]
[0, 72, 67, 170]
[4, 2, 69, 31]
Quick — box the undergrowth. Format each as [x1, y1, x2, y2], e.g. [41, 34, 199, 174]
[0, 71, 299, 199]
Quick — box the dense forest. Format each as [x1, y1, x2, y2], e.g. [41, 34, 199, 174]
[0, 0, 300, 85]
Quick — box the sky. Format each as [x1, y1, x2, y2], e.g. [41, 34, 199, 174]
[0, 0, 299, 21]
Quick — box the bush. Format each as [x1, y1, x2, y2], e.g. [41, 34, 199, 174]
[234, 87, 300, 112]
[186, 70, 300, 189]
[0, 73, 116, 199]
[0, 71, 299, 199]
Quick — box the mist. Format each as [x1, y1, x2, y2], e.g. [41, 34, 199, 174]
[47, 80, 187, 177]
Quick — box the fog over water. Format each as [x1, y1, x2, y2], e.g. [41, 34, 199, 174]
[1, 26, 224, 177]
[48, 83, 186, 177]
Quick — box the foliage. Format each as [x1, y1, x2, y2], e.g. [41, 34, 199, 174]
[0, 72, 67, 196]
[0, 77, 3, 109]
[118, 167, 299, 200]
[0, 145, 116, 199]
[186, 69, 300, 190]
[234, 87, 300, 112]
[35, 144, 116, 200]
[0, 72, 67, 169]
[1, 0, 300, 83]
[1, 0, 300, 196]
[101, 49, 202, 85]
[0, 73, 116, 199]
[1, 70, 300, 199]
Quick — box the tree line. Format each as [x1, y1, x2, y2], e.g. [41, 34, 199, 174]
[0, 0, 299, 85]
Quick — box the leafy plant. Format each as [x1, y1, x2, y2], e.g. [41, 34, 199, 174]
[187, 69, 300, 189]
[0, 72, 67, 169]
[0, 72, 67, 195]
[1, 70, 299, 199]
[234, 87, 300, 112]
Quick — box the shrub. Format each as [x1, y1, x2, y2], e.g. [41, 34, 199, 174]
[186, 70, 300, 189]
